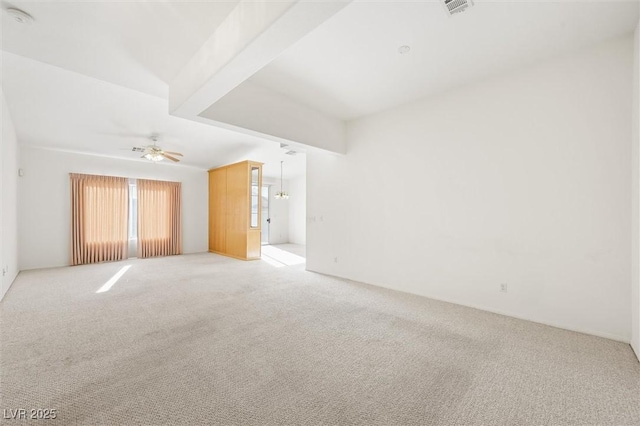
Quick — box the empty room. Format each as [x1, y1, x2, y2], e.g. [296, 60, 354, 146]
[1, 0, 639, 425]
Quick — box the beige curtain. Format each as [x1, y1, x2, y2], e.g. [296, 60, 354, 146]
[137, 179, 182, 258]
[70, 173, 128, 265]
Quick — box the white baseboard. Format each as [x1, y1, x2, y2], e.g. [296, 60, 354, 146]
[418, 293, 629, 343]
[307, 268, 630, 344]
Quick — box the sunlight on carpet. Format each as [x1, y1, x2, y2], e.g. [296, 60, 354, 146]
[96, 264, 131, 293]
[261, 245, 305, 267]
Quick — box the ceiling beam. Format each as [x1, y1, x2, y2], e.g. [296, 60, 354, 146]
[199, 80, 346, 154]
[169, 0, 352, 154]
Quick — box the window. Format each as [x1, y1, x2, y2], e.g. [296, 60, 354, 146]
[137, 179, 182, 258]
[128, 180, 137, 240]
[70, 174, 181, 264]
[70, 173, 128, 265]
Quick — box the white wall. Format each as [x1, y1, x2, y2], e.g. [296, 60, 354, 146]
[263, 177, 290, 244]
[1, 88, 19, 300]
[308, 36, 633, 342]
[288, 174, 306, 245]
[19, 147, 208, 270]
[632, 21, 640, 359]
[201, 81, 346, 154]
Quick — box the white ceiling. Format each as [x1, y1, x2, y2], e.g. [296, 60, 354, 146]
[1, 0, 240, 98]
[250, 0, 640, 120]
[0, 0, 306, 178]
[1, 0, 638, 175]
[1, 52, 306, 179]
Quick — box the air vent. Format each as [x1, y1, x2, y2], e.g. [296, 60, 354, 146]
[444, 0, 473, 16]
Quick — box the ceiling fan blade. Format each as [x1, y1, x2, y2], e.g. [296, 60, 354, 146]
[163, 151, 183, 156]
[162, 153, 180, 162]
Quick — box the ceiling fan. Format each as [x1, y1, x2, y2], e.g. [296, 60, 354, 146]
[132, 135, 183, 162]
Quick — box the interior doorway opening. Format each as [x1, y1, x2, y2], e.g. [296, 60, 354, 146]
[259, 157, 306, 265]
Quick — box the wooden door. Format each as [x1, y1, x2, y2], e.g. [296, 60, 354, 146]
[209, 168, 227, 253]
[225, 162, 248, 258]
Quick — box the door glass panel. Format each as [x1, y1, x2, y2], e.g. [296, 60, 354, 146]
[261, 186, 269, 244]
[250, 167, 259, 228]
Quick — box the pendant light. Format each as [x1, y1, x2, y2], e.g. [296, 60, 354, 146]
[274, 160, 289, 199]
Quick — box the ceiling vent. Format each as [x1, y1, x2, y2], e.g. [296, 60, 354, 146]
[443, 0, 473, 16]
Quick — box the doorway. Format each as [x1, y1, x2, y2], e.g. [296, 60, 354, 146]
[261, 185, 270, 245]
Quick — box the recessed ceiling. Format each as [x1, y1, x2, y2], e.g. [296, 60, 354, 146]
[1, 0, 241, 98]
[249, 0, 640, 121]
[1, 52, 306, 179]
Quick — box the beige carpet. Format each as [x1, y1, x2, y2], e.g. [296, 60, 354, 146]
[1, 253, 639, 425]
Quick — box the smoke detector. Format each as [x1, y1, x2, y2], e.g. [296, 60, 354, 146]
[443, 0, 473, 16]
[5, 8, 34, 24]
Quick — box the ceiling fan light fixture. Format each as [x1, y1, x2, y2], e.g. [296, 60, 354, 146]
[143, 152, 163, 162]
[135, 135, 182, 163]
